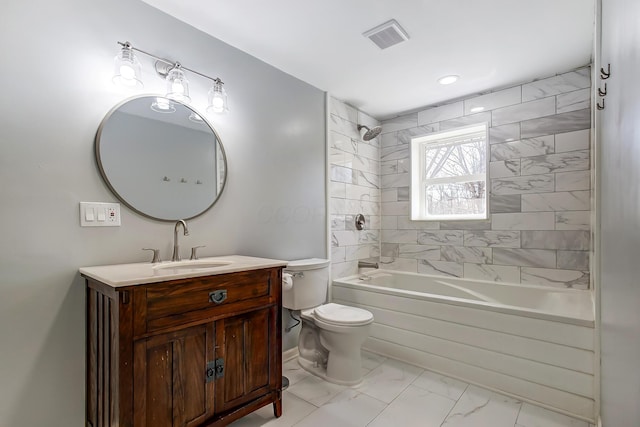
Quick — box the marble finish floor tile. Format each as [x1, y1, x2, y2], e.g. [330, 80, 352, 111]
[294, 388, 386, 427]
[228, 391, 316, 427]
[441, 385, 521, 427]
[368, 385, 456, 427]
[282, 359, 311, 386]
[516, 403, 590, 427]
[287, 373, 347, 406]
[411, 370, 469, 401]
[355, 358, 424, 403]
[361, 350, 387, 371]
[231, 356, 595, 427]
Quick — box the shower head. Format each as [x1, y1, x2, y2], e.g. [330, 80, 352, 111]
[357, 124, 382, 141]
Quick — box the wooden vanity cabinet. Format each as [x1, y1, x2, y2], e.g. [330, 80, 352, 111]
[84, 267, 283, 427]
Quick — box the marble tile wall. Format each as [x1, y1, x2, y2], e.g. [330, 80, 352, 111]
[378, 67, 593, 288]
[329, 97, 381, 279]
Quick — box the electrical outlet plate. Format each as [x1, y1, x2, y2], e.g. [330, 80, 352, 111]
[80, 202, 121, 227]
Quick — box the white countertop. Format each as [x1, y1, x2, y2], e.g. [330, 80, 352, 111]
[79, 255, 288, 288]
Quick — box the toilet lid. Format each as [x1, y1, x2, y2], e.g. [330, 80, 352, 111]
[314, 303, 373, 326]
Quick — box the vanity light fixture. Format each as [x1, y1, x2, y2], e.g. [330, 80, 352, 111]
[207, 78, 229, 114]
[112, 41, 228, 114]
[112, 42, 143, 88]
[470, 106, 485, 113]
[438, 75, 459, 85]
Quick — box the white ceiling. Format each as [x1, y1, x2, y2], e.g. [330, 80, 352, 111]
[141, 0, 595, 120]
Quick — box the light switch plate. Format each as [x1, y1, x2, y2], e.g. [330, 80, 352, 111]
[80, 202, 121, 227]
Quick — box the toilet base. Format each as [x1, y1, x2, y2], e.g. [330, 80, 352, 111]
[297, 356, 364, 387]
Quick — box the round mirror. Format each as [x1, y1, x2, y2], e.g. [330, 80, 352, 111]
[96, 95, 227, 221]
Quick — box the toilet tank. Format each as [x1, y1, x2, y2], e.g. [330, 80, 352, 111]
[282, 258, 330, 310]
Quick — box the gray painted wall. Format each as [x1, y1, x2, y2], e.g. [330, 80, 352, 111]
[0, 1, 326, 425]
[599, 0, 640, 425]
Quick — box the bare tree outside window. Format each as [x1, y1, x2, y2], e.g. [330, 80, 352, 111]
[411, 124, 488, 220]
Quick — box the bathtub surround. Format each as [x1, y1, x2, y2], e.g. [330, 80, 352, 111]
[379, 68, 592, 288]
[328, 69, 593, 288]
[329, 97, 382, 279]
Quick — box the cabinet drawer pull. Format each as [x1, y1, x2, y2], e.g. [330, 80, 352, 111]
[209, 290, 227, 304]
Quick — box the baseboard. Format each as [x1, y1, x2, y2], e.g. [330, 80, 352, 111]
[282, 347, 299, 363]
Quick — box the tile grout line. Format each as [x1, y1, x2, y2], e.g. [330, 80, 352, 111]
[438, 382, 470, 427]
[513, 399, 525, 427]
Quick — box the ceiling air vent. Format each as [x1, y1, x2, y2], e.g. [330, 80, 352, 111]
[363, 19, 409, 50]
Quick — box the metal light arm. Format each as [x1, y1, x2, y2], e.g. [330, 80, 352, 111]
[118, 41, 224, 86]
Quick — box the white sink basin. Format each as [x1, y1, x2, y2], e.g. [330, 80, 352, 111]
[154, 260, 232, 270]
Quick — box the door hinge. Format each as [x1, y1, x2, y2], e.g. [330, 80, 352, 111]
[206, 358, 224, 382]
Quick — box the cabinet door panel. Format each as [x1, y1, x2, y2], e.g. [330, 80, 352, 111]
[245, 308, 270, 392]
[215, 307, 273, 412]
[145, 342, 173, 426]
[134, 325, 213, 427]
[173, 334, 207, 425]
[222, 317, 246, 403]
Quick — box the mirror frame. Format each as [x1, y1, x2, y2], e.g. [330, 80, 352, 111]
[95, 95, 228, 221]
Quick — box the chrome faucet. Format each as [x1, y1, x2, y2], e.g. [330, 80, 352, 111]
[172, 220, 190, 261]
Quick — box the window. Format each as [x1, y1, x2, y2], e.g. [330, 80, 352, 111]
[410, 123, 488, 221]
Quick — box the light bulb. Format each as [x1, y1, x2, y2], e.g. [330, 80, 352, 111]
[165, 65, 190, 103]
[212, 95, 224, 109]
[171, 80, 185, 95]
[119, 64, 136, 80]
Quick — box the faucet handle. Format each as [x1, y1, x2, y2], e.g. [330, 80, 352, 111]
[142, 248, 161, 263]
[190, 245, 206, 260]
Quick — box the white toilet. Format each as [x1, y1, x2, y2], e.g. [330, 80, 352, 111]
[283, 258, 374, 386]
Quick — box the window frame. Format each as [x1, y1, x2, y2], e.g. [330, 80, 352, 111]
[410, 122, 489, 221]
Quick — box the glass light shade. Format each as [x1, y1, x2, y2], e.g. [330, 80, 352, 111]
[165, 66, 191, 103]
[112, 46, 143, 88]
[207, 81, 228, 114]
[150, 97, 176, 113]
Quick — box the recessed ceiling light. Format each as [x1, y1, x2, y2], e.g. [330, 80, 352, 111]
[438, 75, 459, 85]
[470, 106, 485, 113]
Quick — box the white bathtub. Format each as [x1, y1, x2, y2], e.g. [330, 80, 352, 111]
[332, 270, 596, 422]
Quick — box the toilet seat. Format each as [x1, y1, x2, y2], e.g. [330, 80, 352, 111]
[313, 303, 373, 326]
